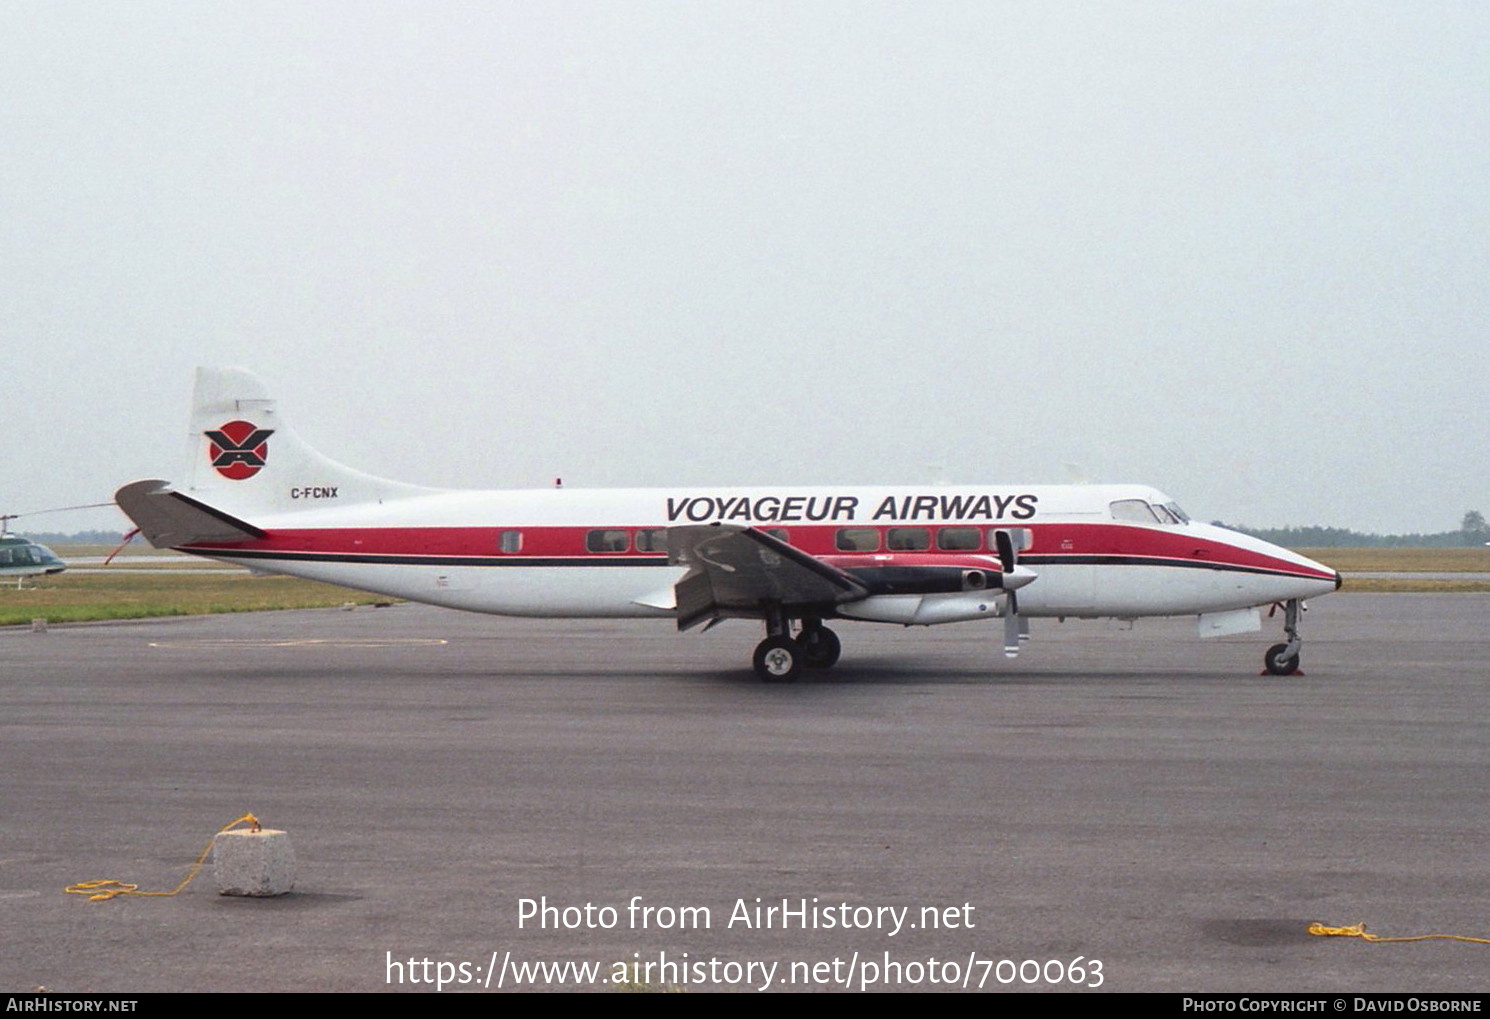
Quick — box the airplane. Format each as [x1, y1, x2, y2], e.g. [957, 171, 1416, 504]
[115, 368, 1341, 681]
[0, 528, 67, 587]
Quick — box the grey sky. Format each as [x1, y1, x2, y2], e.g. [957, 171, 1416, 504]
[3, 1, 1486, 535]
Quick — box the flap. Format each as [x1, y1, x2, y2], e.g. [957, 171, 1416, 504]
[667, 524, 868, 630]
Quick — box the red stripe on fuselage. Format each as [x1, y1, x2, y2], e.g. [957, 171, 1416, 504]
[182, 522, 1332, 581]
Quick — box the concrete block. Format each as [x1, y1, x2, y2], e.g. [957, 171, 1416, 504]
[213, 827, 296, 897]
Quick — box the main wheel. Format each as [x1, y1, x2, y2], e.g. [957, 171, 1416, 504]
[1264, 643, 1300, 676]
[753, 636, 802, 682]
[796, 626, 842, 669]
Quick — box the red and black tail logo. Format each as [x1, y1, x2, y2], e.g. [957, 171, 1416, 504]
[205, 420, 275, 480]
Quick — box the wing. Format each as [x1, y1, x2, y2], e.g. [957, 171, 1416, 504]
[667, 524, 869, 631]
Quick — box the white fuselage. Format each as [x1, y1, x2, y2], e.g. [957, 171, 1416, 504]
[180, 483, 1340, 624]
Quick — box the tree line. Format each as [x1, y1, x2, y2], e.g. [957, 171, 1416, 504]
[1215, 511, 1490, 548]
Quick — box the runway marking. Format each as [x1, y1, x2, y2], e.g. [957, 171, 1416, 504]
[147, 637, 449, 649]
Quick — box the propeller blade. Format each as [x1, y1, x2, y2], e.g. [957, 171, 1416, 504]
[995, 528, 1016, 573]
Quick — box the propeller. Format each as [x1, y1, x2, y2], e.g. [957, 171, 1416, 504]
[995, 529, 1026, 658]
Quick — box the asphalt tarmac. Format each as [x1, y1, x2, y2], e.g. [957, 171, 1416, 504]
[2, 593, 1487, 993]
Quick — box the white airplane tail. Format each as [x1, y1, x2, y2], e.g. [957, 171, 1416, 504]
[177, 366, 436, 521]
[118, 367, 439, 549]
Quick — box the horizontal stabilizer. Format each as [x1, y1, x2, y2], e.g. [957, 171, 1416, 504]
[115, 479, 265, 549]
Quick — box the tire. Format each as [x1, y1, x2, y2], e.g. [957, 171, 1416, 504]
[753, 636, 802, 682]
[1264, 643, 1300, 676]
[796, 626, 842, 669]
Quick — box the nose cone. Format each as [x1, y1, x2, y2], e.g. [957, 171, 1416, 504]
[1288, 548, 1342, 596]
[1190, 523, 1342, 604]
[1273, 549, 1342, 600]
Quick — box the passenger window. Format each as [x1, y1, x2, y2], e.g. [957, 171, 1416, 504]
[937, 527, 981, 551]
[499, 530, 522, 553]
[634, 528, 668, 553]
[887, 527, 930, 551]
[1109, 499, 1160, 524]
[586, 529, 630, 553]
[988, 527, 1033, 552]
[835, 528, 880, 552]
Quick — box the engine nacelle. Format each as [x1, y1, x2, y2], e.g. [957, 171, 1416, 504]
[838, 591, 1005, 626]
[845, 565, 1003, 596]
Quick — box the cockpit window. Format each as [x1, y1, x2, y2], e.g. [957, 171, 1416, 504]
[1109, 499, 1160, 524]
[1111, 499, 1190, 525]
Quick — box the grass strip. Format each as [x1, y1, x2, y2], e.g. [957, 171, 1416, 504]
[1, 572, 385, 626]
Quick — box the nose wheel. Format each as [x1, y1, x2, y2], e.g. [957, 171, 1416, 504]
[1264, 642, 1301, 676]
[1262, 599, 1305, 676]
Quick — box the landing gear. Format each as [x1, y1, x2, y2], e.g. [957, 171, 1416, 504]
[1264, 643, 1300, 676]
[753, 636, 802, 682]
[751, 610, 840, 681]
[1262, 598, 1304, 676]
[796, 623, 841, 669]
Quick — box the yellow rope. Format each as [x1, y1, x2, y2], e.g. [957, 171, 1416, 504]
[1309, 922, 1490, 945]
[65, 813, 261, 902]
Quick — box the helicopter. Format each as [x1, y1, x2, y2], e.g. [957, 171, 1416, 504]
[0, 516, 67, 587]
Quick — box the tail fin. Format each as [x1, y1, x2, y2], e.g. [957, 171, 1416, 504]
[177, 367, 436, 519]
